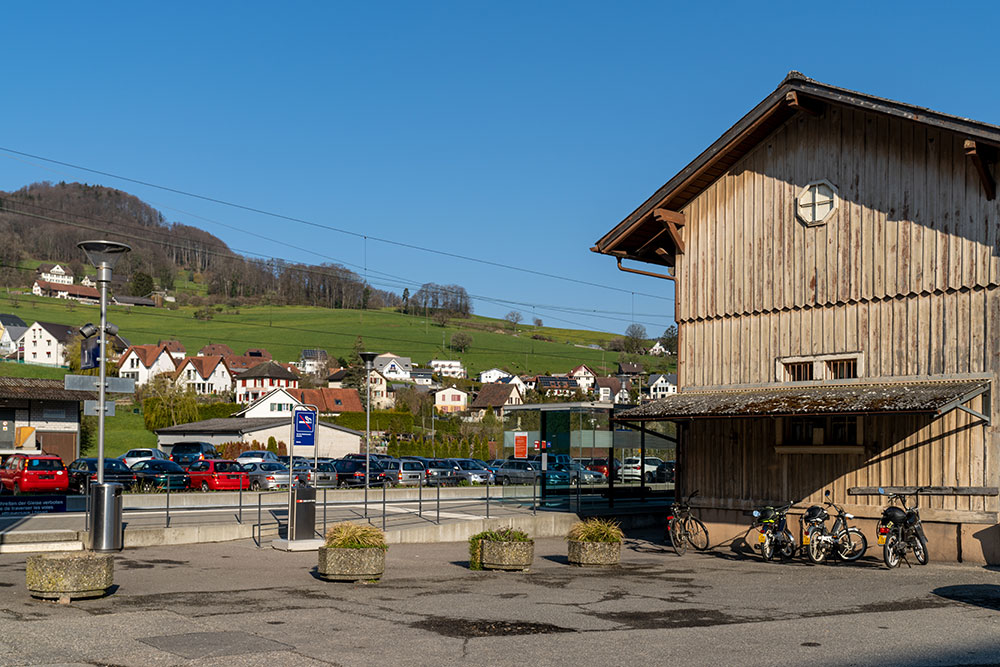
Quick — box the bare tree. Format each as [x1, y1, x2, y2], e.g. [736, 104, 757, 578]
[533, 317, 543, 327]
[624, 323, 648, 354]
[505, 311, 523, 330]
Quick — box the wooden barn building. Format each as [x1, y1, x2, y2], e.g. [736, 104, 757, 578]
[593, 72, 1000, 563]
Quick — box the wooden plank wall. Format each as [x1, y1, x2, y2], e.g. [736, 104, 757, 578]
[675, 106, 1000, 326]
[685, 397, 996, 520]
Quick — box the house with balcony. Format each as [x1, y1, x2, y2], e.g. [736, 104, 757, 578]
[174, 356, 234, 395]
[429, 359, 466, 378]
[118, 344, 178, 387]
[235, 361, 300, 404]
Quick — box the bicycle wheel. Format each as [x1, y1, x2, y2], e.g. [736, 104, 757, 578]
[836, 528, 867, 562]
[685, 517, 710, 551]
[669, 517, 688, 556]
[807, 528, 827, 564]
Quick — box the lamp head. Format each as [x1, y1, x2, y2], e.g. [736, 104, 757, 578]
[359, 352, 378, 367]
[77, 240, 131, 270]
[79, 323, 98, 339]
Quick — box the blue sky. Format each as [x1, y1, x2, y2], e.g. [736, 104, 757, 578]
[1, 2, 995, 336]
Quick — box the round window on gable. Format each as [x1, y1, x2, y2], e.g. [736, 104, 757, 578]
[796, 179, 838, 227]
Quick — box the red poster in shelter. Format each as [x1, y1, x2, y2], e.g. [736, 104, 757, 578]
[514, 432, 528, 459]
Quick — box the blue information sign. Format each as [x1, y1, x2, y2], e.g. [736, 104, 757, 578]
[293, 409, 317, 447]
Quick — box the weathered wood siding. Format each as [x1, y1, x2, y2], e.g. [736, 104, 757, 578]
[675, 106, 1000, 326]
[684, 394, 996, 521]
[671, 104, 1000, 524]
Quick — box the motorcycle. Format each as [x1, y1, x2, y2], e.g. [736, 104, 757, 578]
[750, 503, 796, 561]
[877, 487, 929, 568]
[801, 490, 868, 564]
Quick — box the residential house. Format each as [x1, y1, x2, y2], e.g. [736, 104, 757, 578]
[592, 72, 1000, 563]
[568, 364, 597, 392]
[22, 321, 76, 367]
[648, 373, 677, 400]
[535, 376, 579, 398]
[174, 356, 233, 395]
[158, 340, 187, 362]
[409, 369, 434, 386]
[374, 353, 412, 381]
[0, 325, 27, 358]
[520, 375, 538, 392]
[648, 341, 670, 356]
[326, 368, 348, 388]
[156, 416, 362, 460]
[35, 263, 74, 285]
[32, 280, 99, 303]
[232, 388, 301, 418]
[235, 361, 300, 404]
[617, 362, 643, 377]
[299, 349, 329, 375]
[0, 315, 27, 358]
[435, 387, 469, 414]
[79, 275, 95, 288]
[429, 359, 466, 378]
[0, 377, 93, 463]
[478, 368, 512, 384]
[594, 377, 631, 404]
[365, 369, 394, 410]
[469, 383, 523, 420]
[199, 343, 234, 357]
[118, 344, 177, 387]
[500, 375, 527, 395]
[286, 387, 363, 416]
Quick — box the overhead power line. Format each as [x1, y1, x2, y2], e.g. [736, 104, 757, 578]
[0, 146, 673, 301]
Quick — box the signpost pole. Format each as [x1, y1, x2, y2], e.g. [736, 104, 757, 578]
[360, 353, 377, 519]
[287, 404, 318, 544]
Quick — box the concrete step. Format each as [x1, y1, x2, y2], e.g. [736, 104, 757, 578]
[0, 529, 83, 553]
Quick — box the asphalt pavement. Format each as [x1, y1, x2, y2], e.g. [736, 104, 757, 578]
[0, 529, 998, 666]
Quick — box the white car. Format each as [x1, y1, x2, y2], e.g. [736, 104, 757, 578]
[237, 450, 281, 465]
[618, 456, 663, 482]
[120, 448, 169, 468]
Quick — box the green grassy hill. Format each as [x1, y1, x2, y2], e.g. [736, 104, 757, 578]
[0, 293, 668, 377]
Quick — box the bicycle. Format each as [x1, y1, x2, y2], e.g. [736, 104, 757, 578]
[666, 490, 710, 555]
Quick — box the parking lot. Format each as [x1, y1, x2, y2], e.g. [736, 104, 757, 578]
[0, 530, 997, 666]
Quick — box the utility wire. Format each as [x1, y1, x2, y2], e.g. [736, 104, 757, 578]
[0, 146, 672, 301]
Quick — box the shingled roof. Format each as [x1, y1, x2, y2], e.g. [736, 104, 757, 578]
[615, 379, 990, 421]
[240, 361, 299, 381]
[119, 344, 175, 369]
[285, 388, 363, 413]
[470, 383, 518, 409]
[0, 377, 95, 401]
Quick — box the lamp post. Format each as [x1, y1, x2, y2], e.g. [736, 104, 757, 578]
[77, 240, 131, 484]
[360, 352, 377, 518]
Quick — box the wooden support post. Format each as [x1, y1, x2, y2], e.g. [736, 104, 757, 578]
[964, 139, 996, 201]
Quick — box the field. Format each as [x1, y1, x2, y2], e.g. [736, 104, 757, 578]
[0, 292, 666, 377]
[101, 408, 157, 457]
[0, 361, 68, 380]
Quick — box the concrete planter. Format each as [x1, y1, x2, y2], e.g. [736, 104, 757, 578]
[480, 540, 534, 571]
[567, 540, 621, 567]
[26, 552, 114, 603]
[317, 546, 385, 582]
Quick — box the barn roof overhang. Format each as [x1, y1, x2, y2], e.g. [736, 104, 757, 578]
[593, 71, 1000, 270]
[612, 379, 990, 424]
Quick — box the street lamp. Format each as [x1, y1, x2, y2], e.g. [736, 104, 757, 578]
[77, 240, 130, 485]
[360, 351, 378, 518]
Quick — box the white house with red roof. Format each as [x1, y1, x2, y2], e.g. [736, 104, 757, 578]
[568, 364, 597, 392]
[118, 344, 177, 386]
[235, 361, 300, 403]
[174, 356, 234, 395]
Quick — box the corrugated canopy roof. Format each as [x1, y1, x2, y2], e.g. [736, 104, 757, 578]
[615, 379, 990, 421]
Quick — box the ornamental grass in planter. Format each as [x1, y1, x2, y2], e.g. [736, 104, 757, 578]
[468, 527, 534, 571]
[317, 522, 387, 582]
[566, 518, 624, 567]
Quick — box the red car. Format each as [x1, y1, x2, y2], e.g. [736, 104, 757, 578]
[0, 454, 68, 494]
[186, 459, 249, 491]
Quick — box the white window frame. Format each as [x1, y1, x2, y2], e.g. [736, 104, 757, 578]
[796, 179, 839, 227]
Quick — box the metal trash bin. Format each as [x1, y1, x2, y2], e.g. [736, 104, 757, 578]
[90, 482, 124, 552]
[292, 486, 316, 541]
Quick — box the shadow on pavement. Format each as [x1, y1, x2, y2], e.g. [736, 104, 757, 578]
[932, 584, 1000, 611]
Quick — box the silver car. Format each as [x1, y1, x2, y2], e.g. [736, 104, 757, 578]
[240, 462, 294, 490]
[236, 450, 281, 465]
[380, 459, 425, 486]
[120, 448, 169, 468]
[449, 459, 495, 484]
